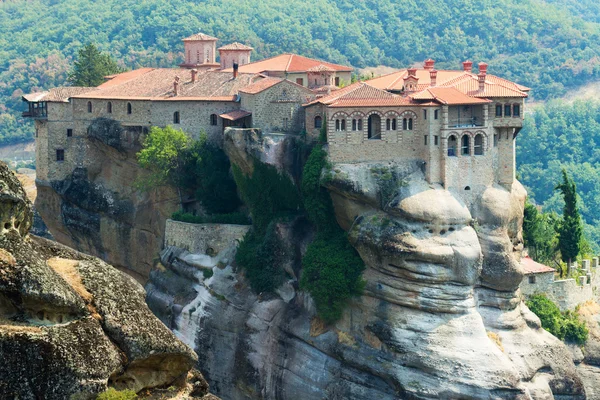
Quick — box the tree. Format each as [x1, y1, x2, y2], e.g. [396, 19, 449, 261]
[523, 201, 560, 268]
[68, 44, 122, 87]
[555, 169, 583, 265]
[136, 126, 191, 206]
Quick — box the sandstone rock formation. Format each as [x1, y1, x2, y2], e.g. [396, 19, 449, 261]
[0, 162, 209, 399]
[36, 122, 179, 281]
[148, 130, 593, 399]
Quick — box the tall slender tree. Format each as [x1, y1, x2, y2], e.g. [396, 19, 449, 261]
[555, 169, 583, 265]
[68, 44, 122, 87]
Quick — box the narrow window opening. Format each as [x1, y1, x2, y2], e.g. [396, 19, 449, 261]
[434, 135, 439, 145]
[461, 135, 470, 155]
[87, 101, 92, 113]
[336, 119, 340, 131]
[210, 114, 218, 126]
[448, 135, 457, 156]
[424, 135, 428, 145]
[392, 118, 397, 130]
[408, 118, 413, 130]
[56, 149, 64, 161]
[67, 129, 73, 137]
[504, 104, 512, 117]
[352, 119, 357, 131]
[314, 116, 322, 129]
[434, 109, 439, 120]
[357, 119, 363, 130]
[173, 111, 180, 124]
[474, 134, 484, 155]
[496, 104, 502, 117]
[403, 118, 408, 130]
[423, 109, 427, 119]
[341, 119, 346, 131]
[127, 102, 132, 115]
[386, 118, 391, 130]
[335, 77, 340, 86]
[107, 102, 112, 113]
[513, 104, 520, 117]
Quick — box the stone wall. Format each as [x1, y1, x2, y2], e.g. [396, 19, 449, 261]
[164, 219, 250, 255]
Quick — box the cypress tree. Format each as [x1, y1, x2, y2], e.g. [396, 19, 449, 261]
[68, 44, 122, 87]
[555, 169, 583, 265]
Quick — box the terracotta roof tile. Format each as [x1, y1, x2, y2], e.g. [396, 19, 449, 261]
[225, 53, 353, 74]
[412, 87, 491, 105]
[220, 110, 252, 121]
[218, 42, 253, 51]
[23, 87, 98, 102]
[307, 83, 417, 108]
[521, 256, 555, 274]
[238, 77, 283, 94]
[307, 64, 336, 72]
[183, 32, 218, 41]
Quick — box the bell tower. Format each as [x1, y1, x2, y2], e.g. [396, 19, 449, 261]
[180, 33, 220, 70]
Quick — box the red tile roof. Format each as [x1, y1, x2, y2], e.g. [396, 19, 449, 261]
[412, 87, 491, 105]
[218, 42, 253, 51]
[183, 32, 218, 41]
[238, 77, 283, 94]
[71, 68, 263, 101]
[220, 110, 252, 121]
[521, 256, 555, 275]
[224, 53, 353, 74]
[22, 87, 98, 102]
[306, 83, 417, 108]
[307, 64, 336, 73]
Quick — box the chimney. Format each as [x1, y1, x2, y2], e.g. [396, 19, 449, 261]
[173, 76, 180, 96]
[478, 62, 487, 92]
[430, 69, 438, 87]
[462, 60, 473, 73]
[191, 69, 198, 83]
[408, 68, 417, 77]
[424, 59, 435, 70]
[233, 62, 239, 79]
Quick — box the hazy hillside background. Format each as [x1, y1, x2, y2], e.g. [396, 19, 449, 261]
[3, 0, 600, 247]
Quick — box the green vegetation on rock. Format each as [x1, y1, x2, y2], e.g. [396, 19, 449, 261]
[526, 294, 588, 345]
[96, 388, 137, 400]
[300, 145, 365, 323]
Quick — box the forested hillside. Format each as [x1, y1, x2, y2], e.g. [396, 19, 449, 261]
[2, 0, 600, 144]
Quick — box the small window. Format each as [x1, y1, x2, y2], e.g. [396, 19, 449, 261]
[448, 135, 457, 156]
[35, 128, 38, 138]
[67, 129, 73, 137]
[336, 119, 340, 131]
[296, 78, 304, 86]
[314, 116, 322, 129]
[210, 114, 218, 126]
[464, 186, 471, 191]
[423, 109, 427, 119]
[352, 119, 357, 131]
[314, 79, 318, 85]
[424, 136, 428, 145]
[528, 275, 536, 284]
[408, 118, 413, 130]
[474, 134, 484, 155]
[335, 77, 340, 86]
[496, 104, 502, 117]
[504, 104, 511, 117]
[173, 111, 180, 124]
[461, 135, 470, 155]
[56, 149, 64, 161]
[127, 102, 132, 115]
[434, 135, 439, 145]
[386, 118, 391, 131]
[392, 118, 397, 130]
[357, 119, 363, 130]
[434, 109, 439, 120]
[403, 118, 408, 130]
[107, 102, 112, 113]
[513, 104, 520, 117]
[87, 101, 92, 113]
[341, 119, 346, 131]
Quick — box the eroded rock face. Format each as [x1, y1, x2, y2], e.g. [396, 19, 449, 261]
[0, 162, 201, 399]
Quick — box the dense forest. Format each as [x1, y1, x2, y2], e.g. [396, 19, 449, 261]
[517, 101, 600, 251]
[3, 0, 600, 144]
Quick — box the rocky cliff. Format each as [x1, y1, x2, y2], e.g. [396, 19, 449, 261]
[36, 121, 179, 281]
[147, 129, 600, 399]
[0, 161, 217, 399]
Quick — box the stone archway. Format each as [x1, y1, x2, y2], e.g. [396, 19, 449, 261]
[368, 114, 381, 139]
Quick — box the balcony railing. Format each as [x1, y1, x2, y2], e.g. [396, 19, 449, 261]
[447, 117, 484, 128]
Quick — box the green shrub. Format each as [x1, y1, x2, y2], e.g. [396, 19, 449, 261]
[202, 268, 214, 279]
[96, 388, 137, 400]
[171, 210, 250, 225]
[232, 160, 301, 235]
[235, 222, 287, 293]
[527, 294, 588, 345]
[299, 145, 365, 323]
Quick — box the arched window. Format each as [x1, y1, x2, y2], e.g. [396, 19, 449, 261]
[210, 114, 218, 126]
[107, 102, 112, 113]
[341, 119, 346, 131]
[173, 111, 180, 124]
[336, 119, 340, 131]
[474, 134, 484, 155]
[352, 119, 357, 131]
[386, 119, 391, 130]
[314, 116, 322, 129]
[87, 101, 92, 113]
[448, 135, 457, 156]
[408, 118, 413, 130]
[392, 118, 397, 130]
[461, 135, 470, 155]
[127, 102, 132, 115]
[403, 118, 408, 130]
[357, 119, 363, 130]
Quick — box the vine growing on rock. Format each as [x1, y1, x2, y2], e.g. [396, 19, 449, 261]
[300, 145, 365, 324]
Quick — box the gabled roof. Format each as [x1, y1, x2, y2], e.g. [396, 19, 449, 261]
[22, 87, 98, 103]
[220, 110, 252, 121]
[367, 67, 529, 99]
[218, 42, 253, 51]
[239, 77, 312, 95]
[305, 82, 417, 108]
[183, 32, 218, 41]
[223, 53, 353, 74]
[411, 87, 491, 105]
[307, 64, 336, 73]
[70, 68, 263, 101]
[521, 256, 555, 275]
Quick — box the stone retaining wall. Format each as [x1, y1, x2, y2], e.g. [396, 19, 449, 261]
[164, 219, 250, 255]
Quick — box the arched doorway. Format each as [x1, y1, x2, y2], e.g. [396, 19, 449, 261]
[368, 114, 381, 139]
